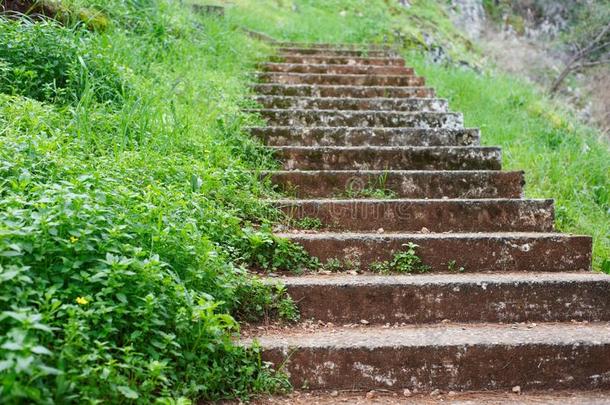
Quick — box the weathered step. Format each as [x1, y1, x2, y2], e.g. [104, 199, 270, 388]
[275, 273, 610, 324]
[275, 198, 554, 232]
[254, 109, 463, 128]
[277, 47, 389, 57]
[275, 43, 391, 50]
[272, 55, 406, 66]
[265, 170, 524, 198]
[278, 232, 592, 271]
[252, 96, 448, 112]
[259, 62, 413, 75]
[249, 323, 610, 391]
[257, 72, 425, 86]
[273, 146, 501, 171]
[249, 391, 610, 404]
[252, 84, 434, 98]
[252, 127, 479, 147]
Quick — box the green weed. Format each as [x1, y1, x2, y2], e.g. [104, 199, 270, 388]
[370, 243, 430, 274]
[292, 216, 323, 230]
[0, 18, 125, 104]
[343, 173, 397, 199]
[0, 2, 312, 402]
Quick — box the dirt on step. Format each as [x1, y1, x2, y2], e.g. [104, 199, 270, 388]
[234, 390, 610, 404]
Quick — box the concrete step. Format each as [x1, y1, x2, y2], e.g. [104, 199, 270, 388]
[252, 84, 434, 98]
[259, 62, 413, 75]
[265, 170, 524, 199]
[277, 232, 592, 272]
[275, 42, 392, 50]
[253, 109, 463, 128]
[277, 47, 390, 57]
[251, 127, 479, 147]
[273, 146, 501, 171]
[252, 96, 448, 112]
[247, 322, 610, 391]
[257, 72, 425, 86]
[247, 391, 610, 404]
[274, 198, 554, 232]
[274, 273, 610, 324]
[272, 55, 406, 66]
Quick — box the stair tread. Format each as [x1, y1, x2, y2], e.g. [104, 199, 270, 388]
[249, 391, 610, 405]
[253, 108, 452, 114]
[265, 169, 508, 173]
[252, 96, 442, 101]
[267, 271, 609, 285]
[276, 231, 586, 238]
[245, 322, 610, 348]
[258, 72, 418, 78]
[271, 197, 550, 202]
[252, 84, 430, 90]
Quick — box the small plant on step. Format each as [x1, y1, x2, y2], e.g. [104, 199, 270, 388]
[345, 187, 397, 199]
[322, 258, 343, 272]
[233, 279, 300, 323]
[344, 173, 397, 199]
[370, 243, 430, 274]
[237, 225, 320, 274]
[292, 216, 323, 230]
[447, 260, 466, 273]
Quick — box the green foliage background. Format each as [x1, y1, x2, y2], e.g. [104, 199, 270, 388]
[0, 2, 309, 402]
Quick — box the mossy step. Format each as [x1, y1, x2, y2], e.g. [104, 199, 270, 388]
[272, 146, 500, 170]
[270, 273, 610, 324]
[252, 96, 447, 112]
[271, 55, 406, 66]
[251, 127, 477, 147]
[277, 47, 391, 57]
[273, 198, 554, 232]
[259, 62, 413, 75]
[246, 322, 610, 390]
[252, 109, 462, 128]
[264, 169, 522, 198]
[256, 72, 424, 86]
[277, 232, 592, 272]
[252, 83, 434, 98]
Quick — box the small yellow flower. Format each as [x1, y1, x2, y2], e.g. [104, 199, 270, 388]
[70, 236, 79, 244]
[76, 297, 89, 305]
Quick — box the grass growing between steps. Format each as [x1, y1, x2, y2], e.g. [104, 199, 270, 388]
[224, 0, 479, 63]
[408, 53, 610, 271]
[0, 2, 319, 402]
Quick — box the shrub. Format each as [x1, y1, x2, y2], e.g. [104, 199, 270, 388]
[0, 18, 125, 104]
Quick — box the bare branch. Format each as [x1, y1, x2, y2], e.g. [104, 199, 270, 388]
[576, 59, 610, 69]
[550, 22, 610, 94]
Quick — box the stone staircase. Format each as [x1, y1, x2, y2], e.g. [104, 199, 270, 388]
[246, 43, 610, 395]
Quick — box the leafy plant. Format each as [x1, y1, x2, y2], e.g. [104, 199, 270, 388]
[447, 259, 466, 273]
[370, 243, 430, 274]
[322, 258, 343, 272]
[0, 18, 125, 104]
[344, 173, 397, 199]
[292, 216, 323, 230]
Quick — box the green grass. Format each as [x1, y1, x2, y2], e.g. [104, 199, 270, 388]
[225, 0, 480, 63]
[0, 2, 316, 402]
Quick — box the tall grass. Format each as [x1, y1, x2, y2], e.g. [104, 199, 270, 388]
[0, 2, 315, 402]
